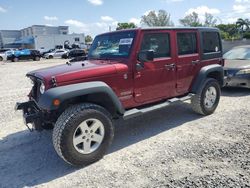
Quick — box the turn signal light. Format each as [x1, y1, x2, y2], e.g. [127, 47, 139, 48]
[53, 99, 61, 106]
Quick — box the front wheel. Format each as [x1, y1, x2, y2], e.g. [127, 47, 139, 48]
[52, 103, 114, 166]
[191, 78, 221, 115]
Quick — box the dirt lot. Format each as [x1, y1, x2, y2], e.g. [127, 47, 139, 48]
[0, 59, 249, 188]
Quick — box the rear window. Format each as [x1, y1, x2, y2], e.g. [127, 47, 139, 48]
[202, 32, 221, 53]
[177, 33, 197, 55]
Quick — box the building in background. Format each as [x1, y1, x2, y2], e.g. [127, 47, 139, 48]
[0, 30, 21, 48]
[0, 25, 85, 50]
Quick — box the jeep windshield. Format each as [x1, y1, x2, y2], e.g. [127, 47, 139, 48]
[88, 31, 136, 59]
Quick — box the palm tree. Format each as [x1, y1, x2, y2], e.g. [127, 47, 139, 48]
[236, 18, 250, 38]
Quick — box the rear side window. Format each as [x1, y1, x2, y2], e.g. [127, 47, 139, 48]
[177, 33, 197, 55]
[140, 33, 170, 58]
[202, 32, 221, 53]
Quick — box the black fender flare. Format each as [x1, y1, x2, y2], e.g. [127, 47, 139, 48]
[38, 81, 125, 115]
[191, 64, 224, 93]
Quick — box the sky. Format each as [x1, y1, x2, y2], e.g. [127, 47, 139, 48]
[0, 0, 250, 37]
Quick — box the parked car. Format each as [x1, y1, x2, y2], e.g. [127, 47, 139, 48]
[224, 45, 250, 88]
[44, 49, 68, 59]
[16, 27, 224, 166]
[0, 48, 12, 61]
[62, 49, 87, 59]
[7, 49, 41, 62]
[41, 49, 55, 57]
[69, 56, 88, 63]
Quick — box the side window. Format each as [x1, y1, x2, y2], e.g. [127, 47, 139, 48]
[202, 32, 221, 53]
[177, 33, 197, 55]
[140, 33, 170, 58]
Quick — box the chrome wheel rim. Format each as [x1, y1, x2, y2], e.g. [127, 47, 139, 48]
[204, 86, 217, 109]
[73, 118, 105, 154]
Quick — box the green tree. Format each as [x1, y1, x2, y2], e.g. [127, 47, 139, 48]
[179, 12, 202, 27]
[85, 35, 93, 43]
[204, 13, 217, 27]
[216, 24, 239, 40]
[141, 10, 174, 27]
[236, 18, 250, 38]
[116, 22, 137, 30]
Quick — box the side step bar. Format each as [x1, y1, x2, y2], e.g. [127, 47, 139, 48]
[123, 93, 195, 120]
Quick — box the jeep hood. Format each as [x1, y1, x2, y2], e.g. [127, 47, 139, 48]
[27, 60, 128, 85]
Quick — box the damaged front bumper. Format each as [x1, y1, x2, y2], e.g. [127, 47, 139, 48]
[224, 74, 250, 89]
[15, 101, 42, 131]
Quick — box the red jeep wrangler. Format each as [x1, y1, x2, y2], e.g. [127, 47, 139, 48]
[16, 27, 224, 166]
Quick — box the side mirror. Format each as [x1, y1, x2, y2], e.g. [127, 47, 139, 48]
[138, 50, 154, 63]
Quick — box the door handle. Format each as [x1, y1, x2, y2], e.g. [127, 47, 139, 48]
[192, 60, 200, 65]
[165, 63, 175, 70]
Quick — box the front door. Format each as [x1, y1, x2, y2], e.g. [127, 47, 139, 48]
[134, 31, 176, 104]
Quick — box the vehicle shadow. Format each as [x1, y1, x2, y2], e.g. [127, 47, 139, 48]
[221, 87, 250, 97]
[0, 103, 202, 188]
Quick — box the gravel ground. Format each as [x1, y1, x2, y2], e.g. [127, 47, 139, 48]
[0, 59, 249, 188]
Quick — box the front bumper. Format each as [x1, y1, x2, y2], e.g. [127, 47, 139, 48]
[15, 101, 42, 131]
[224, 74, 250, 88]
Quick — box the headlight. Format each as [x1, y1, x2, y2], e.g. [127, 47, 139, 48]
[40, 83, 45, 94]
[236, 69, 250, 75]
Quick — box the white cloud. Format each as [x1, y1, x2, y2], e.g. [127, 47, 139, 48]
[233, 4, 247, 13]
[185, 6, 220, 22]
[0, 6, 7, 13]
[101, 16, 114, 22]
[223, 17, 238, 23]
[44, 16, 58, 21]
[144, 10, 153, 16]
[129, 18, 141, 25]
[235, 0, 250, 3]
[65, 19, 89, 32]
[65, 19, 86, 27]
[45, 24, 54, 27]
[95, 22, 108, 28]
[87, 0, 103, 6]
[186, 6, 220, 15]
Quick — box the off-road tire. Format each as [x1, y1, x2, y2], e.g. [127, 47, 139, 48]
[12, 57, 19, 62]
[34, 56, 40, 61]
[191, 78, 221, 115]
[52, 103, 114, 166]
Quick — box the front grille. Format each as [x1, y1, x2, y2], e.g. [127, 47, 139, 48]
[29, 77, 42, 101]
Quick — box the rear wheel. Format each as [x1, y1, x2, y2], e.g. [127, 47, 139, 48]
[49, 55, 53, 59]
[191, 78, 221, 115]
[53, 103, 114, 166]
[12, 57, 19, 62]
[0, 56, 3, 61]
[34, 56, 40, 61]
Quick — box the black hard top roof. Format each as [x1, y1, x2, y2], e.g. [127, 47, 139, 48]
[98, 27, 220, 36]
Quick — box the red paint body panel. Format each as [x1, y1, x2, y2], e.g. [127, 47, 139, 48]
[27, 28, 222, 110]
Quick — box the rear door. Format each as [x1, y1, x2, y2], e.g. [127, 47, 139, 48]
[134, 30, 176, 103]
[175, 31, 201, 94]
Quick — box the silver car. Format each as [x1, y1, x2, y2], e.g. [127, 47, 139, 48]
[44, 49, 68, 59]
[0, 49, 15, 61]
[224, 45, 250, 88]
